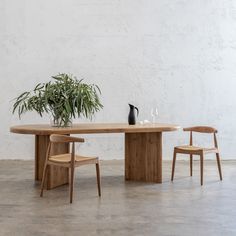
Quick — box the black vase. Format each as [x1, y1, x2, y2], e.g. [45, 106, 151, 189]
[128, 104, 139, 125]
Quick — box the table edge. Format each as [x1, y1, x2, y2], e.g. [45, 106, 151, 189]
[10, 123, 181, 135]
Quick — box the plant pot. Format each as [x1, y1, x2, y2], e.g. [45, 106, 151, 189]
[50, 117, 72, 127]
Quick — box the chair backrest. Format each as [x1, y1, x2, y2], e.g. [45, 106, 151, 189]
[183, 126, 217, 133]
[183, 126, 218, 148]
[46, 134, 85, 161]
[50, 134, 84, 143]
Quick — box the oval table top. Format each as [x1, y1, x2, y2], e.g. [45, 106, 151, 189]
[10, 123, 180, 135]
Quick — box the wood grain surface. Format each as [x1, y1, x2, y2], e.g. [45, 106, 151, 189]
[125, 132, 162, 183]
[10, 123, 180, 135]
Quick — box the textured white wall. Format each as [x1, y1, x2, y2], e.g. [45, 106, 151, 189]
[1, 0, 236, 160]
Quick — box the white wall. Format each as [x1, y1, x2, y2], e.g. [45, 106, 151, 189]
[1, 0, 236, 160]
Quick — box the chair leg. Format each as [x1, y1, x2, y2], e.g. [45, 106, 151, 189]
[200, 153, 204, 185]
[190, 154, 193, 176]
[171, 150, 177, 181]
[40, 164, 48, 197]
[96, 163, 101, 197]
[70, 167, 75, 204]
[216, 153, 223, 181]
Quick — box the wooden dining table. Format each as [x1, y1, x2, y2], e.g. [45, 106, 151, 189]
[10, 123, 180, 189]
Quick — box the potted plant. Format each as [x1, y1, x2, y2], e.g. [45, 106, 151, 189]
[13, 73, 103, 127]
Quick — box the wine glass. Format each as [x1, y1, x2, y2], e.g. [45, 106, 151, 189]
[151, 108, 155, 123]
[155, 108, 159, 122]
[151, 108, 159, 124]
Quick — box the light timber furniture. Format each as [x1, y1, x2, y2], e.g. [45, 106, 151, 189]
[171, 126, 223, 185]
[10, 123, 180, 189]
[40, 134, 101, 203]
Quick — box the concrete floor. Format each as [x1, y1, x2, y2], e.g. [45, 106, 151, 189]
[0, 160, 236, 236]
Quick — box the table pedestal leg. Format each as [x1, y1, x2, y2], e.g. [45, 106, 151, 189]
[125, 132, 162, 183]
[35, 135, 69, 189]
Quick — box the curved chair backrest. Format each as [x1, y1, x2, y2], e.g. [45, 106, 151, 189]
[183, 126, 218, 148]
[183, 126, 217, 133]
[47, 134, 84, 160]
[50, 134, 84, 143]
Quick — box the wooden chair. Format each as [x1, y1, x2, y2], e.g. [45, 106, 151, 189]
[40, 134, 101, 203]
[171, 126, 223, 185]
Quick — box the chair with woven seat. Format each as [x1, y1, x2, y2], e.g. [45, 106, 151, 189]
[40, 134, 101, 203]
[171, 126, 223, 185]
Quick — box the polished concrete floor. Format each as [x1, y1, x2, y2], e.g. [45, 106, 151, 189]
[0, 160, 236, 236]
